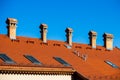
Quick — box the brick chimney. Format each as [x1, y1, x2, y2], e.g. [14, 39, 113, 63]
[6, 18, 17, 39]
[103, 33, 113, 50]
[65, 27, 73, 46]
[40, 24, 48, 43]
[88, 31, 97, 48]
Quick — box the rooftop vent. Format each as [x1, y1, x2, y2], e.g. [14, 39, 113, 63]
[96, 48, 101, 51]
[40, 42, 48, 45]
[11, 39, 20, 42]
[73, 50, 80, 57]
[26, 40, 34, 44]
[86, 47, 92, 49]
[53, 43, 61, 46]
[75, 46, 82, 49]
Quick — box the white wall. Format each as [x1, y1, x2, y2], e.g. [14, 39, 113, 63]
[0, 74, 72, 80]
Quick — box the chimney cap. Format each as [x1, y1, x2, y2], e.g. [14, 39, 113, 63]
[6, 18, 17, 24]
[88, 30, 97, 36]
[65, 27, 73, 32]
[40, 23, 48, 29]
[103, 33, 113, 38]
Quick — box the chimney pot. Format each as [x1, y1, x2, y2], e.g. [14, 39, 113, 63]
[103, 33, 113, 50]
[65, 27, 73, 46]
[88, 31, 97, 48]
[6, 18, 17, 39]
[40, 24, 48, 43]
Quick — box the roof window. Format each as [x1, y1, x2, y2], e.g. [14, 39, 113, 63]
[24, 55, 41, 64]
[0, 53, 15, 64]
[53, 57, 71, 66]
[104, 60, 119, 68]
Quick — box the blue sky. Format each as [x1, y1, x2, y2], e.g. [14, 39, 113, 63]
[0, 0, 120, 47]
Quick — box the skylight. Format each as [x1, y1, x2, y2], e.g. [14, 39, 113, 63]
[53, 57, 71, 66]
[24, 55, 41, 64]
[0, 54, 15, 64]
[104, 60, 119, 68]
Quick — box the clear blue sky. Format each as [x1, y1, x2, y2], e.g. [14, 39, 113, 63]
[0, 0, 120, 47]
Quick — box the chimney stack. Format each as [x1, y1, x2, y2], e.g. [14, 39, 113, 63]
[88, 31, 97, 48]
[40, 24, 48, 43]
[65, 27, 73, 46]
[6, 18, 17, 39]
[103, 33, 113, 50]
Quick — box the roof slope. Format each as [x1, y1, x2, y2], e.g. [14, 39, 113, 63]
[0, 34, 120, 80]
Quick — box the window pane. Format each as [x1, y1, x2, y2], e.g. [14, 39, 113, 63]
[24, 55, 41, 64]
[54, 57, 71, 66]
[104, 60, 119, 68]
[0, 54, 15, 64]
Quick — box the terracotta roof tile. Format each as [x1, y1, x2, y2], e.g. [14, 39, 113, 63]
[0, 34, 120, 79]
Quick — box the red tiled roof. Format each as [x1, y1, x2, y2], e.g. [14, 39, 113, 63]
[0, 34, 120, 80]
